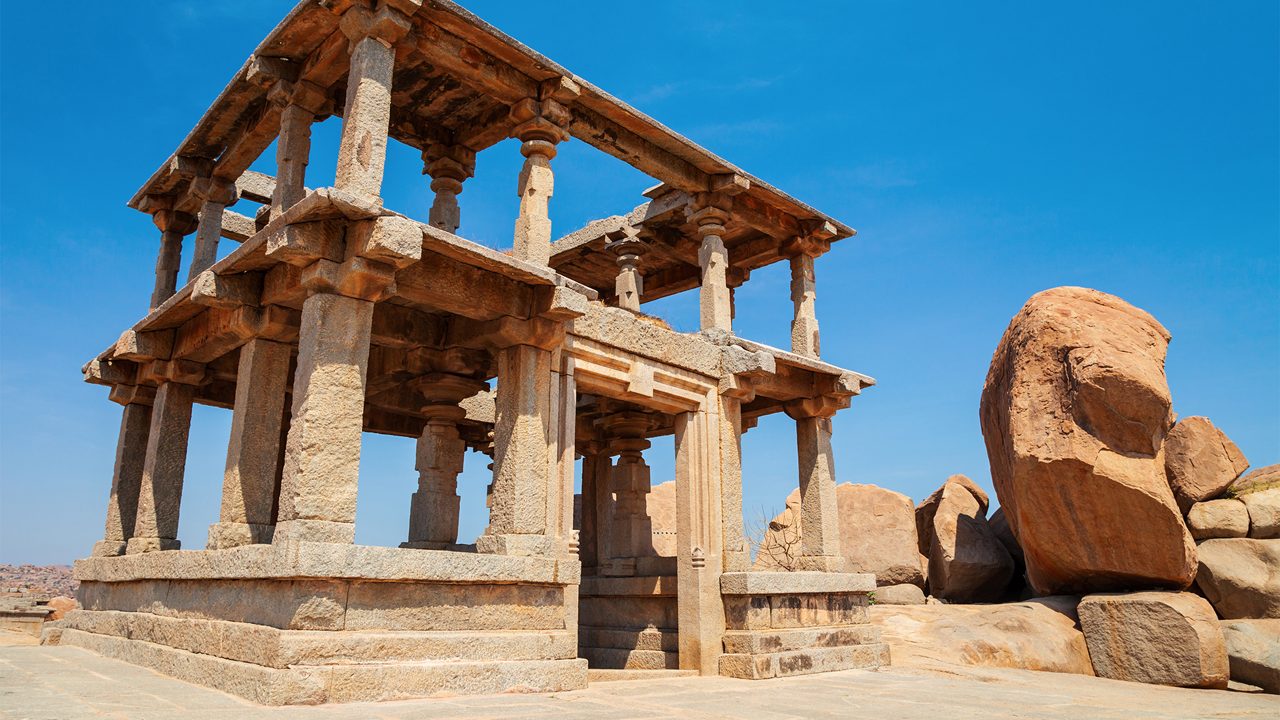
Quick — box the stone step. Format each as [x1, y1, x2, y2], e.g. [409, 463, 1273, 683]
[579, 625, 678, 652]
[62, 610, 575, 667]
[59, 627, 588, 705]
[722, 625, 880, 655]
[719, 642, 890, 680]
[580, 645, 679, 670]
[587, 668, 698, 682]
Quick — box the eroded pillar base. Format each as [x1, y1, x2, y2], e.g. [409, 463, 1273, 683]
[273, 519, 355, 545]
[90, 541, 127, 558]
[476, 534, 558, 557]
[207, 522, 275, 549]
[125, 537, 180, 554]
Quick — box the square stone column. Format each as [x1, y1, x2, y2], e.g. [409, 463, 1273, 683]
[274, 291, 375, 545]
[717, 394, 751, 572]
[334, 5, 411, 200]
[674, 406, 726, 674]
[478, 344, 557, 556]
[187, 178, 239, 281]
[207, 338, 292, 549]
[786, 398, 844, 572]
[789, 253, 819, 358]
[690, 194, 733, 334]
[127, 375, 199, 554]
[577, 447, 611, 572]
[149, 209, 198, 311]
[269, 80, 329, 220]
[91, 386, 155, 557]
[508, 83, 575, 266]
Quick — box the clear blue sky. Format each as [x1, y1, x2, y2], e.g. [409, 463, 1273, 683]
[1, 1, 1276, 565]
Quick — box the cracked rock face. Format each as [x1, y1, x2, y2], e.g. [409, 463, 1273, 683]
[980, 287, 1194, 595]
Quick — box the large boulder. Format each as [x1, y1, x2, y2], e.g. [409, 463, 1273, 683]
[1241, 489, 1280, 539]
[1220, 619, 1280, 694]
[1163, 417, 1249, 513]
[915, 474, 988, 554]
[1195, 539, 1280, 619]
[918, 479, 1013, 602]
[869, 597, 1093, 675]
[1186, 499, 1250, 540]
[979, 287, 1195, 595]
[756, 484, 924, 588]
[1078, 592, 1228, 689]
[1229, 464, 1280, 496]
[836, 484, 924, 587]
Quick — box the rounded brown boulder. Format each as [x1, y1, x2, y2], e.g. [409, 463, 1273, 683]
[1163, 416, 1249, 513]
[979, 287, 1195, 595]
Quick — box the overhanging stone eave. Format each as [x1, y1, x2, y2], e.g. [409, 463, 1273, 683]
[129, 0, 854, 246]
[127, 0, 337, 211]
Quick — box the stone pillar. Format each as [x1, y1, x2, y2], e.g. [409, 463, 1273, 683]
[402, 373, 485, 549]
[786, 398, 844, 571]
[149, 209, 198, 311]
[602, 412, 656, 575]
[674, 406, 725, 674]
[187, 178, 239, 281]
[577, 445, 605, 571]
[422, 142, 476, 233]
[334, 4, 411, 200]
[274, 290, 375, 545]
[509, 85, 575, 265]
[784, 234, 828, 359]
[207, 339, 292, 549]
[690, 194, 733, 334]
[127, 362, 204, 554]
[91, 386, 155, 557]
[718, 393, 750, 572]
[478, 344, 557, 556]
[269, 80, 330, 220]
[606, 227, 646, 312]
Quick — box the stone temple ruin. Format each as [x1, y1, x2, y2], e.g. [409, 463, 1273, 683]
[59, 0, 887, 704]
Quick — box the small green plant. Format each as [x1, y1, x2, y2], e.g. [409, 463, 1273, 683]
[868, 590, 877, 606]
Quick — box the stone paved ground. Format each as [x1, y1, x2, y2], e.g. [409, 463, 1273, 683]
[1, 644, 1276, 719]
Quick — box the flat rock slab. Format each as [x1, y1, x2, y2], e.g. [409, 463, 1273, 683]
[870, 597, 1094, 675]
[1079, 592, 1229, 689]
[4, 645, 1278, 719]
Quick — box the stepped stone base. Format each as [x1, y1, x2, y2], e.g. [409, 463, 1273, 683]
[57, 628, 587, 705]
[718, 572, 888, 680]
[59, 543, 587, 704]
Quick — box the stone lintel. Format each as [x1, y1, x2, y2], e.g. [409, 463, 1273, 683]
[534, 285, 591, 321]
[191, 270, 263, 309]
[84, 358, 139, 387]
[115, 329, 174, 361]
[346, 214, 423, 270]
[137, 359, 207, 387]
[337, 1, 415, 46]
[108, 384, 157, 407]
[73, 542, 578, 585]
[719, 572, 875, 596]
[301, 256, 398, 302]
[451, 315, 564, 352]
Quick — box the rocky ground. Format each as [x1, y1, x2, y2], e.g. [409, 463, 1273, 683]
[1, 644, 1275, 719]
[0, 564, 77, 596]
